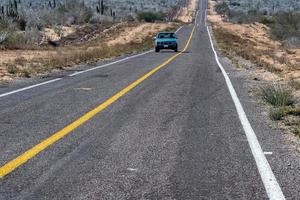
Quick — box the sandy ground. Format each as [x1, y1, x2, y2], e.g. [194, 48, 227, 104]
[208, 0, 300, 139]
[0, 22, 175, 82]
[107, 23, 173, 46]
[207, 0, 300, 89]
[176, 0, 199, 23]
[43, 26, 76, 42]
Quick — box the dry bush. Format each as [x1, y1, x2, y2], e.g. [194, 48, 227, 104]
[260, 84, 295, 107]
[25, 36, 154, 75]
[271, 12, 300, 41]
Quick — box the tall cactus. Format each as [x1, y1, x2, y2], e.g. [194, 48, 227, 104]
[5, 0, 18, 18]
[96, 0, 105, 15]
[101, 0, 104, 15]
[1, 6, 4, 19]
[13, 0, 18, 16]
[49, 0, 56, 9]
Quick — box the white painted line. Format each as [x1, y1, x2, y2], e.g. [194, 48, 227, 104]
[68, 50, 154, 77]
[207, 26, 285, 200]
[74, 87, 93, 91]
[127, 168, 138, 172]
[264, 152, 273, 155]
[199, 10, 203, 26]
[0, 26, 183, 98]
[195, 10, 200, 26]
[0, 78, 62, 98]
[205, 9, 208, 27]
[175, 26, 183, 33]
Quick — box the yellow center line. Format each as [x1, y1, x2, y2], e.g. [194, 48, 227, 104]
[0, 25, 196, 178]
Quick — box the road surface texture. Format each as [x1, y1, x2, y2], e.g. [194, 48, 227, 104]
[0, 0, 299, 199]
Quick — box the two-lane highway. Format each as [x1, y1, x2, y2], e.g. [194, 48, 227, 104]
[0, 0, 298, 199]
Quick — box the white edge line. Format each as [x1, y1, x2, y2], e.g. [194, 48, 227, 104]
[0, 26, 183, 98]
[199, 10, 203, 26]
[206, 26, 285, 200]
[205, 9, 207, 27]
[68, 50, 153, 77]
[0, 78, 62, 98]
[195, 10, 200, 26]
[175, 26, 183, 33]
[264, 152, 273, 155]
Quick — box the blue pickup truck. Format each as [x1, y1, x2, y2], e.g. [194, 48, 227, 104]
[154, 32, 178, 52]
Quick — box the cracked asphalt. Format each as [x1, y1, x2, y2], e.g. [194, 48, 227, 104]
[0, 0, 299, 199]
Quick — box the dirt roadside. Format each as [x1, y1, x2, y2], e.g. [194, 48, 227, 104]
[0, 0, 201, 83]
[208, 0, 300, 140]
[176, 0, 199, 23]
[0, 22, 178, 83]
[207, 0, 300, 95]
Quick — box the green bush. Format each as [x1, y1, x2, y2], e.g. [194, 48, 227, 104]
[215, 2, 229, 15]
[4, 32, 27, 48]
[261, 84, 295, 107]
[259, 16, 275, 25]
[269, 106, 300, 121]
[270, 12, 300, 45]
[269, 107, 286, 121]
[137, 11, 165, 22]
[227, 10, 249, 24]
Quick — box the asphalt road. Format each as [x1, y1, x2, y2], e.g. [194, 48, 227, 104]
[0, 0, 299, 199]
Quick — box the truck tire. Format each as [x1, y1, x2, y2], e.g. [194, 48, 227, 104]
[174, 46, 178, 52]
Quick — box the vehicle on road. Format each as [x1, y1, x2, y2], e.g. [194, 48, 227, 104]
[154, 32, 178, 52]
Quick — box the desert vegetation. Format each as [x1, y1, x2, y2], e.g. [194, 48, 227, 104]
[260, 84, 300, 136]
[0, 0, 187, 82]
[214, 0, 300, 47]
[208, 0, 300, 136]
[0, 0, 183, 49]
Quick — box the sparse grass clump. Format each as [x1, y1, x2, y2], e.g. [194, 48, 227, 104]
[261, 84, 295, 107]
[261, 84, 300, 137]
[289, 79, 300, 90]
[269, 107, 300, 120]
[137, 11, 166, 23]
[269, 107, 286, 121]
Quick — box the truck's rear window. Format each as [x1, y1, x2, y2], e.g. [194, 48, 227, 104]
[158, 33, 176, 39]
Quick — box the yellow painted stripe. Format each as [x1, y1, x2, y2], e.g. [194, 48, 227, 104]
[0, 26, 195, 178]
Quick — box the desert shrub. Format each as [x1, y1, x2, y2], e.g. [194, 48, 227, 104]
[0, 32, 8, 44]
[269, 106, 300, 120]
[4, 32, 27, 48]
[16, 17, 27, 31]
[24, 9, 46, 30]
[259, 16, 275, 25]
[270, 12, 300, 46]
[81, 9, 94, 23]
[54, 0, 94, 25]
[218, 4, 300, 46]
[24, 27, 42, 45]
[289, 79, 300, 90]
[215, 2, 229, 15]
[137, 11, 165, 22]
[227, 8, 273, 24]
[269, 107, 286, 120]
[0, 29, 40, 49]
[21, 0, 95, 26]
[227, 10, 249, 24]
[285, 36, 300, 48]
[261, 84, 295, 107]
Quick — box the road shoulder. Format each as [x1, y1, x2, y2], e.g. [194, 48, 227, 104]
[208, 24, 300, 199]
